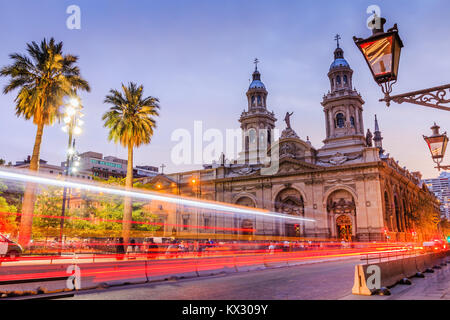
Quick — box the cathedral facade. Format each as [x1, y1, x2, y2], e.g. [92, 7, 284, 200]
[141, 43, 440, 242]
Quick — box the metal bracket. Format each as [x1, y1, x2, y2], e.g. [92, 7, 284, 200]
[380, 84, 450, 111]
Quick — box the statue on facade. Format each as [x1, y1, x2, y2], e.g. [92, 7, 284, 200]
[284, 112, 294, 129]
[366, 129, 373, 147]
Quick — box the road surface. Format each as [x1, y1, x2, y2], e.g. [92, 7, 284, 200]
[65, 257, 360, 300]
[64, 257, 450, 300]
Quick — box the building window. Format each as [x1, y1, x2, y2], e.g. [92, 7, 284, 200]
[248, 128, 256, 144]
[257, 95, 262, 105]
[183, 218, 188, 231]
[343, 75, 348, 85]
[336, 76, 341, 85]
[336, 113, 345, 128]
[350, 116, 355, 127]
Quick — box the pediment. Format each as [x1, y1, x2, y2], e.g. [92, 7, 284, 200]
[276, 157, 322, 174]
[141, 174, 177, 186]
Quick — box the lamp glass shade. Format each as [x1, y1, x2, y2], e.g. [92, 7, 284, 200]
[355, 31, 403, 84]
[360, 35, 393, 77]
[424, 134, 449, 159]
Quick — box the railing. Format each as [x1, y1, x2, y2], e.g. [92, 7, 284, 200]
[360, 247, 420, 265]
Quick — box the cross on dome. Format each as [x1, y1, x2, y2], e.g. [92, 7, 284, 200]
[334, 34, 341, 48]
[254, 58, 259, 71]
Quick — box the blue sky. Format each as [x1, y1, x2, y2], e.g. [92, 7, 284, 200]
[0, 0, 449, 179]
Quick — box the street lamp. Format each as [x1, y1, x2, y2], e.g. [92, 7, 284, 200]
[353, 15, 450, 111]
[59, 96, 84, 253]
[354, 17, 403, 89]
[423, 123, 450, 171]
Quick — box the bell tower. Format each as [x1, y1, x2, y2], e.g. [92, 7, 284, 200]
[320, 35, 367, 156]
[239, 59, 277, 164]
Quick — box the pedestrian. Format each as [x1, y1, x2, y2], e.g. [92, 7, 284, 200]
[116, 237, 125, 260]
[127, 238, 136, 259]
[147, 238, 159, 259]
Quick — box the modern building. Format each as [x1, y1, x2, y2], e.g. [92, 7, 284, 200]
[424, 172, 450, 219]
[14, 156, 93, 180]
[62, 151, 160, 180]
[140, 41, 440, 242]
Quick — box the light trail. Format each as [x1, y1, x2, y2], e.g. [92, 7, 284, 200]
[0, 169, 315, 223]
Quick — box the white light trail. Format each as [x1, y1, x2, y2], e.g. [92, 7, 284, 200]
[0, 170, 315, 223]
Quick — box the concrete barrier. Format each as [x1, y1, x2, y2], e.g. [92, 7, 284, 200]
[286, 252, 312, 266]
[196, 256, 237, 277]
[381, 259, 404, 287]
[146, 258, 198, 282]
[352, 259, 408, 296]
[438, 252, 447, 266]
[415, 255, 427, 273]
[78, 260, 148, 290]
[423, 253, 435, 271]
[234, 254, 266, 272]
[352, 264, 373, 295]
[263, 253, 289, 268]
[0, 263, 70, 294]
[402, 256, 419, 278]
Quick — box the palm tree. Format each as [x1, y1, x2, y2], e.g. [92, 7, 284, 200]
[103, 82, 160, 247]
[0, 38, 90, 246]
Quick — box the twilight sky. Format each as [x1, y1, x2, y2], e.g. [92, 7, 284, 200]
[0, 0, 449, 179]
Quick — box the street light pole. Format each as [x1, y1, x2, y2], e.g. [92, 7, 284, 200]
[59, 97, 84, 254]
[59, 138, 74, 252]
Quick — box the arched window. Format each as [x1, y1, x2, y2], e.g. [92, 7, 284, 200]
[384, 192, 391, 230]
[259, 131, 267, 149]
[336, 76, 341, 85]
[336, 113, 345, 128]
[251, 96, 256, 106]
[394, 196, 402, 232]
[257, 95, 262, 105]
[402, 198, 409, 230]
[350, 116, 355, 127]
[343, 75, 348, 85]
[248, 128, 256, 144]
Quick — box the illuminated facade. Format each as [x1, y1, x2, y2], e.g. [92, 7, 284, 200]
[142, 42, 440, 242]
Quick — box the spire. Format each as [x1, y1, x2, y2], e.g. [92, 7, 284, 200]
[374, 114, 380, 132]
[252, 58, 261, 81]
[373, 114, 384, 153]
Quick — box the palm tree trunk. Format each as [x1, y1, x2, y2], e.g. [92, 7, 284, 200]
[122, 145, 134, 250]
[18, 123, 44, 247]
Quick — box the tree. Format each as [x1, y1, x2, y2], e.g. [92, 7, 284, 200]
[0, 159, 5, 166]
[0, 182, 18, 236]
[410, 197, 440, 240]
[102, 82, 160, 247]
[0, 38, 90, 246]
[33, 187, 63, 240]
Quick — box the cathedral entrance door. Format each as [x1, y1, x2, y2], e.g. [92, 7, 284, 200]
[285, 224, 297, 237]
[336, 215, 352, 242]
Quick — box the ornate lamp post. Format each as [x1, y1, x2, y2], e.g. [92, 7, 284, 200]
[353, 15, 450, 112]
[59, 97, 84, 252]
[423, 123, 450, 171]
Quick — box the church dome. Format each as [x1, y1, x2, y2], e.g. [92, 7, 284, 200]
[330, 58, 350, 70]
[249, 79, 266, 89]
[329, 45, 350, 71]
